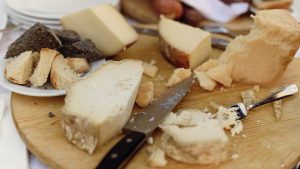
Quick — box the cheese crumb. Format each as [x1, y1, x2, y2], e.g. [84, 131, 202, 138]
[273, 100, 283, 120]
[241, 89, 256, 106]
[216, 106, 243, 136]
[147, 145, 167, 167]
[143, 62, 159, 78]
[147, 137, 154, 144]
[231, 154, 239, 160]
[150, 59, 156, 65]
[135, 81, 154, 108]
[242, 134, 246, 138]
[166, 68, 191, 87]
[253, 85, 260, 92]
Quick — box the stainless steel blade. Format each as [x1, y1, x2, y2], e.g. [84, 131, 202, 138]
[124, 75, 195, 135]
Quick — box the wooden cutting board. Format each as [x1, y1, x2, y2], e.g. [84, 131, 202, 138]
[11, 35, 300, 169]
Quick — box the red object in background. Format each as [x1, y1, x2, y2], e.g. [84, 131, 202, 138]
[152, 0, 183, 19]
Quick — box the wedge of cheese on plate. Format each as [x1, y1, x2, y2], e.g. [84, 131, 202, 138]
[62, 60, 143, 154]
[61, 4, 138, 56]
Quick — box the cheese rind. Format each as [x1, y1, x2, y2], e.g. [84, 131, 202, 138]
[61, 4, 138, 56]
[219, 9, 300, 86]
[62, 60, 143, 153]
[159, 16, 211, 69]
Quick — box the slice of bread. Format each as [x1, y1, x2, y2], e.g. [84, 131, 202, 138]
[5, 51, 33, 84]
[65, 58, 90, 74]
[253, 0, 292, 10]
[32, 52, 40, 68]
[62, 60, 143, 153]
[29, 48, 58, 87]
[51, 55, 81, 90]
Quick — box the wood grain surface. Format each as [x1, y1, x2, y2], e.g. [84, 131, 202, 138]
[11, 35, 300, 169]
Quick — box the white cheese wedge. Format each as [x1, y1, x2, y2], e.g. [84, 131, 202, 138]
[219, 9, 300, 86]
[158, 16, 211, 69]
[62, 60, 143, 154]
[158, 109, 228, 164]
[5, 51, 33, 85]
[61, 4, 138, 56]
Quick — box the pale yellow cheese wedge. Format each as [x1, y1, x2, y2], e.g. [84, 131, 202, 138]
[61, 4, 138, 56]
[158, 16, 211, 69]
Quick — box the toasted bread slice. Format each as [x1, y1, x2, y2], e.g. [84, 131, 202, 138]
[5, 51, 33, 84]
[65, 58, 90, 74]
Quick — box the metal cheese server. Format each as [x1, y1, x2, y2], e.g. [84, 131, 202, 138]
[232, 84, 298, 119]
[97, 76, 194, 169]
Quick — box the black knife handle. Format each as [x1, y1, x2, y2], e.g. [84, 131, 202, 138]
[96, 131, 146, 169]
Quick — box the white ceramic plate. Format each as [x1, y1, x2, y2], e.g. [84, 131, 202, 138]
[5, 5, 61, 25]
[0, 58, 105, 97]
[5, 0, 120, 20]
[9, 17, 62, 30]
[0, 10, 8, 40]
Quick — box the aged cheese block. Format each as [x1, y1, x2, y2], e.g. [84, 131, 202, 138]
[5, 51, 33, 85]
[61, 4, 138, 56]
[158, 16, 211, 69]
[158, 110, 229, 164]
[219, 9, 300, 86]
[62, 60, 143, 154]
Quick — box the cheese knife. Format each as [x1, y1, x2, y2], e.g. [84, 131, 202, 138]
[97, 75, 195, 169]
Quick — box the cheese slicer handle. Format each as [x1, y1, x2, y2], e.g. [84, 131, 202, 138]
[96, 131, 146, 169]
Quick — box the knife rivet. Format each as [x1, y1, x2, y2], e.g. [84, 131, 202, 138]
[111, 153, 118, 159]
[126, 138, 133, 143]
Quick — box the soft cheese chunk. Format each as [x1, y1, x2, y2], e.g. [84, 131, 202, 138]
[62, 60, 143, 153]
[142, 62, 159, 77]
[219, 9, 300, 86]
[61, 4, 138, 56]
[158, 109, 228, 164]
[5, 51, 33, 84]
[159, 16, 211, 69]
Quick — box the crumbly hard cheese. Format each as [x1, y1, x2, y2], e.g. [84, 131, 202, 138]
[166, 68, 191, 87]
[194, 59, 219, 72]
[61, 4, 138, 56]
[158, 16, 211, 69]
[147, 145, 167, 167]
[135, 81, 154, 108]
[194, 70, 217, 91]
[142, 62, 159, 77]
[206, 64, 232, 87]
[216, 106, 243, 136]
[241, 89, 256, 106]
[29, 48, 58, 87]
[62, 60, 143, 153]
[5, 51, 33, 85]
[158, 109, 229, 164]
[50, 55, 81, 90]
[273, 100, 283, 120]
[219, 10, 300, 86]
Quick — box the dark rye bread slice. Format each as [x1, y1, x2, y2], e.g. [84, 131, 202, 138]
[5, 23, 62, 58]
[53, 29, 81, 44]
[58, 39, 104, 62]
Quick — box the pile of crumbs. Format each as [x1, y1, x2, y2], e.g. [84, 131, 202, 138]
[216, 106, 243, 136]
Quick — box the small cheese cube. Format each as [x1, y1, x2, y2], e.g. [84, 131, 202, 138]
[136, 81, 154, 108]
[166, 68, 191, 87]
[194, 71, 217, 91]
[143, 62, 159, 77]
